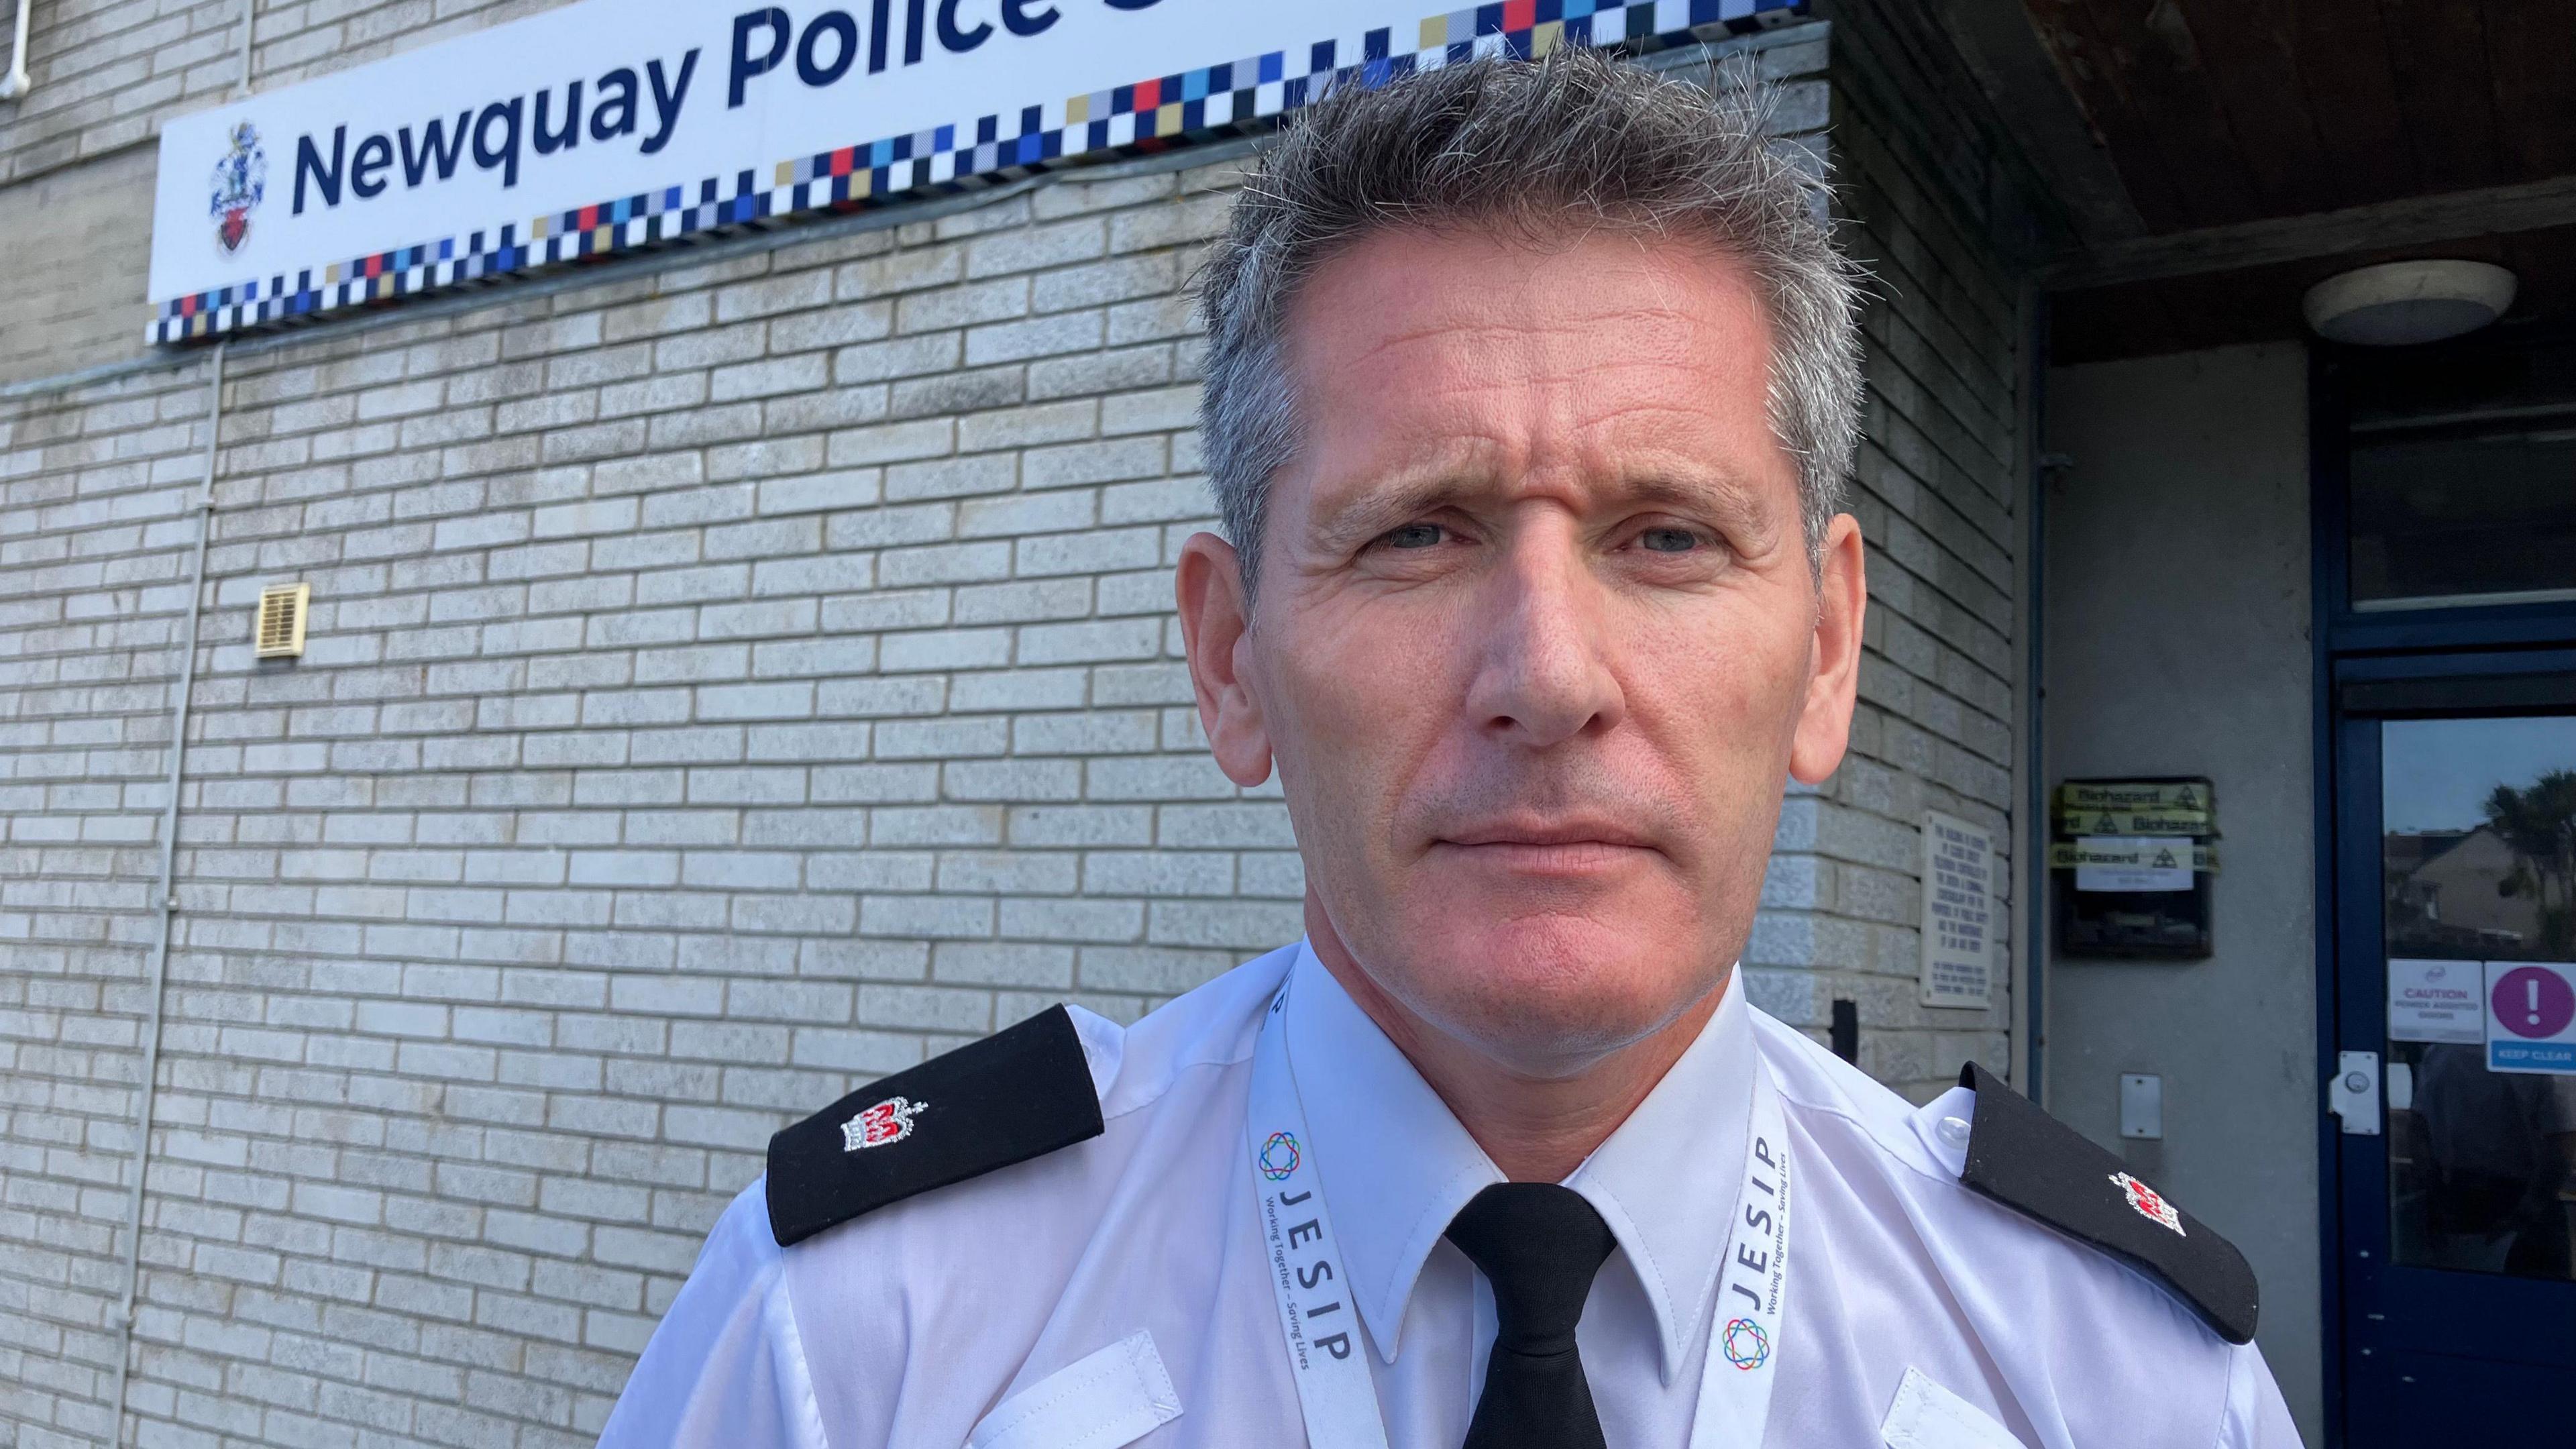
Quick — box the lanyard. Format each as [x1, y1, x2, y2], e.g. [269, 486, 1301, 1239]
[1689, 1049, 1791, 1445]
[1244, 973, 1795, 1448]
[1247, 984, 1395, 1448]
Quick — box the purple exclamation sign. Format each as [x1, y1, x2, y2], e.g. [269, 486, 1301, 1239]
[2491, 966, 2575, 1041]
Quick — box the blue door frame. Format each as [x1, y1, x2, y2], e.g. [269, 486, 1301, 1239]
[2310, 345, 2576, 1448]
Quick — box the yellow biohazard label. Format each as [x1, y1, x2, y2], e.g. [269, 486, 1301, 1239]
[2049, 841, 2220, 873]
[2056, 782, 2212, 814]
[2053, 808, 2215, 837]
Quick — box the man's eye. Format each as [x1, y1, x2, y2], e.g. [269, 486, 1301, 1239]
[1638, 526, 1703, 553]
[1381, 523, 1446, 549]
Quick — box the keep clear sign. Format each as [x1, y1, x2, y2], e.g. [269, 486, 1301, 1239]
[2485, 961, 2576, 1075]
[1921, 810, 1995, 1008]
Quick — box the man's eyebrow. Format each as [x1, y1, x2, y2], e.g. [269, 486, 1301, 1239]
[1617, 474, 1772, 529]
[1308, 474, 1479, 553]
[1306, 470, 1775, 553]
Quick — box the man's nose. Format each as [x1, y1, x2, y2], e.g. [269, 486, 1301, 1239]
[1462, 532, 1628, 749]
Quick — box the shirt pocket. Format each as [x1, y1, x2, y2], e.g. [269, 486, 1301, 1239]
[1880, 1366, 2025, 1449]
[967, 1331, 1183, 1449]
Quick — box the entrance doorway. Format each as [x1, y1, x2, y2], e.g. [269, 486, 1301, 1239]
[2320, 331, 2576, 1445]
[2332, 688, 2576, 1440]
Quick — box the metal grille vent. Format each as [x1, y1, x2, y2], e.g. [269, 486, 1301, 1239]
[254, 583, 310, 659]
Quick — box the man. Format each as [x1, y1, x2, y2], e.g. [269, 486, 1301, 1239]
[600, 50, 2299, 1448]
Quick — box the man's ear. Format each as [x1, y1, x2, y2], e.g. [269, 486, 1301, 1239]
[1788, 512, 1867, 786]
[1175, 531, 1275, 788]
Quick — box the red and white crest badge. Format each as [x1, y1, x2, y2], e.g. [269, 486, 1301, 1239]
[2109, 1171, 2185, 1236]
[841, 1095, 928, 1151]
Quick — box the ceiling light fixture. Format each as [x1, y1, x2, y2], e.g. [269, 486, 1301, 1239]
[2302, 259, 2518, 346]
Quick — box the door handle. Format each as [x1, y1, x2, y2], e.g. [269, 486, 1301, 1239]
[2329, 1050, 2380, 1136]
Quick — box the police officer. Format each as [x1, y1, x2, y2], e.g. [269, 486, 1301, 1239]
[599, 50, 2300, 1449]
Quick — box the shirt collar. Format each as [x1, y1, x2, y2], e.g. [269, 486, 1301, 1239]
[1566, 963, 1755, 1383]
[1278, 941, 1755, 1382]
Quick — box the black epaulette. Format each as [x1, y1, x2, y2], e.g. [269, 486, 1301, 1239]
[1954, 1062, 2259, 1345]
[766, 1005, 1105, 1247]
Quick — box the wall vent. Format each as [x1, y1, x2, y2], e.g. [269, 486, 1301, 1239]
[254, 583, 310, 659]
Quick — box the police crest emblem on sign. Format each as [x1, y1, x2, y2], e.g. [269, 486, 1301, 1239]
[209, 121, 268, 258]
[841, 1095, 928, 1152]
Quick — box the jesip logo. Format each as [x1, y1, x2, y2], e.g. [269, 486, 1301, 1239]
[1257, 1131, 1300, 1181]
[1721, 1317, 1772, 1370]
[209, 120, 268, 258]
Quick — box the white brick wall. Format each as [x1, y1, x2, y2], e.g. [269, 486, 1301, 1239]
[0, 146, 157, 386]
[1813, 0, 2031, 1088]
[1, 17, 2032, 1449]
[0, 145, 1307, 1449]
[1, 0, 553, 187]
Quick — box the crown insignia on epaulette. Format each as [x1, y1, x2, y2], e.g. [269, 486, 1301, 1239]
[2109, 1171, 2184, 1236]
[841, 1095, 929, 1151]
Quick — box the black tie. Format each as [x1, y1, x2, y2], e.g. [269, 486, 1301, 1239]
[1444, 1183, 1618, 1449]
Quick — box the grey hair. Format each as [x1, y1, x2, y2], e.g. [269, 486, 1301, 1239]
[1196, 47, 1864, 605]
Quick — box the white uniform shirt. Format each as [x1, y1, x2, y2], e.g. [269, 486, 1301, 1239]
[600, 943, 2300, 1448]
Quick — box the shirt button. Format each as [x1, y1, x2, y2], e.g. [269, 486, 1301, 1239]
[1936, 1116, 1972, 1148]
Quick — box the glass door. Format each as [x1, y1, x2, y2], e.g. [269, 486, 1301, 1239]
[2333, 684, 2576, 1443]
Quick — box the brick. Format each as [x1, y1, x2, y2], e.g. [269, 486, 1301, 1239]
[859, 895, 997, 941]
[828, 418, 955, 468]
[757, 470, 882, 517]
[884, 453, 1018, 503]
[965, 311, 1107, 366]
[879, 627, 1010, 674]
[896, 276, 1030, 332]
[957, 492, 1097, 540]
[695, 682, 816, 721]
[889, 366, 1026, 420]
[533, 498, 641, 539]
[1016, 618, 1161, 666]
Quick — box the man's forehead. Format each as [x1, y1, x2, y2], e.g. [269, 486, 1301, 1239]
[1275, 227, 1792, 536]
[1284, 225, 1772, 352]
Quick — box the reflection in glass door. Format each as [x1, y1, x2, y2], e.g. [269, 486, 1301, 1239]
[2337, 700, 2576, 1447]
[2381, 716, 2576, 1283]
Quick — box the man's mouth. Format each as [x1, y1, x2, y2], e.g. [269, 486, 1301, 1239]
[1432, 818, 1662, 872]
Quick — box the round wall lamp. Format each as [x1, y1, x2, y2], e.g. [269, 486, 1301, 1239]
[2302, 259, 2518, 346]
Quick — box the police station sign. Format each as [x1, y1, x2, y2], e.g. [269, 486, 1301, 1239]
[147, 0, 1797, 343]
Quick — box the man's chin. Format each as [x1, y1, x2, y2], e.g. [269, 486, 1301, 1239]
[1381, 907, 1721, 1072]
